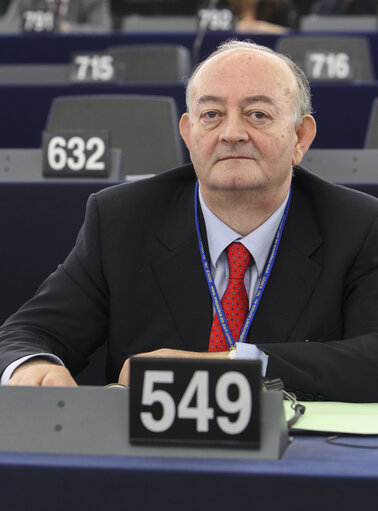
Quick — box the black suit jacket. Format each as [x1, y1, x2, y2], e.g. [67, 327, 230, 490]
[0, 164, 377, 401]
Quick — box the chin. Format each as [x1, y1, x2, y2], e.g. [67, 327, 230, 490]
[211, 167, 264, 191]
[208, 177, 264, 193]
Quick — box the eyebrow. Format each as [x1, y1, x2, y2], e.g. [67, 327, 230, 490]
[196, 94, 276, 108]
[197, 95, 226, 106]
[242, 95, 276, 108]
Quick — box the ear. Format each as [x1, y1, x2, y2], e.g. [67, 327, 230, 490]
[179, 113, 191, 152]
[292, 115, 317, 167]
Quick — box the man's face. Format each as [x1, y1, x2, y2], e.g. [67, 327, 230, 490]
[180, 50, 310, 199]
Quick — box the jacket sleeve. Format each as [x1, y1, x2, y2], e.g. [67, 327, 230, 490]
[259, 214, 378, 402]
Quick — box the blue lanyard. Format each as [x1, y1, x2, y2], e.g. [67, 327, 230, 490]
[194, 181, 291, 349]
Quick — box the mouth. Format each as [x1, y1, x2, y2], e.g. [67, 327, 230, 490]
[217, 156, 253, 162]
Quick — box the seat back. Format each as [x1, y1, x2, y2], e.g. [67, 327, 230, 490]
[107, 44, 192, 83]
[46, 94, 184, 176]
[276, 36, 374, 82]
[364, 98, 378, 149]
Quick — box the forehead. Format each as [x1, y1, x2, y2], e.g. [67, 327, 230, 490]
[191, 49, 297, 108]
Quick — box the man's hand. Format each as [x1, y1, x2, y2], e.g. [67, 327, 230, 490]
[118, 348, 227, 386]
[6, 359, 77, 387]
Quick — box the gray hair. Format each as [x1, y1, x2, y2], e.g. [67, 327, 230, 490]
[185, 39, 313, 127]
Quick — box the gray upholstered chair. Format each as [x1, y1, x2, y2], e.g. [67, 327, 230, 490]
[45, 94, 185, 177]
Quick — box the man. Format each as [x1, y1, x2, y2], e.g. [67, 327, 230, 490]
[0, 40, 377, 401]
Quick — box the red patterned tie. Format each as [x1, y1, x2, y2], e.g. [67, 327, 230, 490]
[209, 242, 251, 352]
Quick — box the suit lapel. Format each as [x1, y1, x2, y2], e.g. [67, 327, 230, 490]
[151, 180, 212, 352]
[151, 167, 323, 350]
[249, 182, 323, 343]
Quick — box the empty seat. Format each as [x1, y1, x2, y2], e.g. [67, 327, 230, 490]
[276, 36, 374, 82]
[46, 94, 184, 176]
[107, 44, 192, 83]
[364, 98, 378, 149]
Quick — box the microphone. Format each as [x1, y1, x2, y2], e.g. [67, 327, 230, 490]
[192, 0, 221, 65]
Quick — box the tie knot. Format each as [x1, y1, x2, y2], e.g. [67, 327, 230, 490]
[226, 242, 251, 280]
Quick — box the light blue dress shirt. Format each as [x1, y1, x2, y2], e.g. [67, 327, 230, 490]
[199, 188, 290, 374]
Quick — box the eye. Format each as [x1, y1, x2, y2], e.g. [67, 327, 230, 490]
[201, 110, 221, 120]
[250, 111, 268, 120]
[245, 110, 272, 127]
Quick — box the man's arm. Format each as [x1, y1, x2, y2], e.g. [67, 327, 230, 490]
[118, 344, 268, 386]
[118, 348, 228, 387]
[259, 214, 378, 402]
[1, 353, 63, 384]
[6, 359, 77, 386]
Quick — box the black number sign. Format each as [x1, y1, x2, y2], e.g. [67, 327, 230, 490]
[70, 53, 125, 83]
[305, 51, 355, 81]
[42, 130, 110, 177]
[22, 10, 55, 32]
[197, 8, 234, 31]
[129, 358, 261, 448]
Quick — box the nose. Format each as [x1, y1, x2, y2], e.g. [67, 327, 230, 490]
[219, 113, 249, 143]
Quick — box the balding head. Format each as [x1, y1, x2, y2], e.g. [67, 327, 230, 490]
[186, 40, 312, 127]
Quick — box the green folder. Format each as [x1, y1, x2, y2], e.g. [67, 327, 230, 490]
[284, 401, 378, 434]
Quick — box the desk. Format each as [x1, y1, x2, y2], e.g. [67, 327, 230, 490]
[0, 435, 377, 510]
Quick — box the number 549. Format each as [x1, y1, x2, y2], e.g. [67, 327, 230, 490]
[140, 369, 252, 435]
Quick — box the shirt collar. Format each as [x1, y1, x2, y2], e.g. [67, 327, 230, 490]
[199, 189, 289, 277]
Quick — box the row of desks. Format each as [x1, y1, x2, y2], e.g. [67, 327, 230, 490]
[1, 30, 378, 73]
[1, 31, 378, 150]
[1, 434, 378, 510]
[2, 81, 378, 150]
